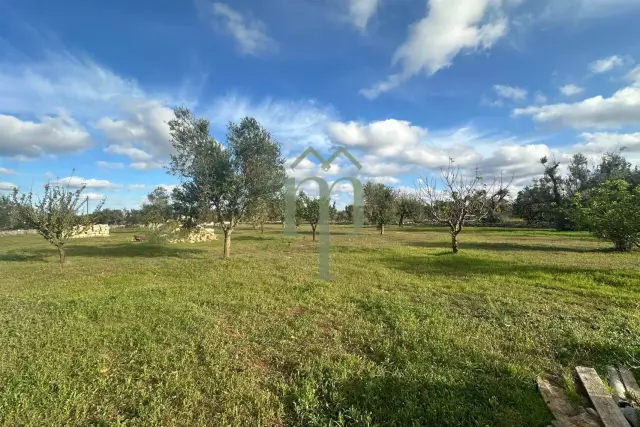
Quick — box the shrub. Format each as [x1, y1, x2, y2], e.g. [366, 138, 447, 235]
[573, 179, 640, 251]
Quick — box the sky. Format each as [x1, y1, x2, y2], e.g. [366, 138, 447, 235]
[1, 0, 640, 209]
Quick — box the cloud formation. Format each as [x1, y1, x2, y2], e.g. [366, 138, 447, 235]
[347, 0, 381, 32]
[560, 84, 584, 96]
[361, 0, 514, 99]
[52, 176, 120, 190]
[0, 114, 91, 159]
[198, 1, 276, 55]
[0, 182, 17, 192]
[494, 84, 528, 101]
[589, 55, 625, 74]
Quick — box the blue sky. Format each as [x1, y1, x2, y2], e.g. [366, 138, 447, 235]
[1, 0, 640, 209]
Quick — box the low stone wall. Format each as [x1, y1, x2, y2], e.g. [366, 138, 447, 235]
[70, 224, 110, 239]
[168, 225, 217, 243]
[0, 229, 38, 237]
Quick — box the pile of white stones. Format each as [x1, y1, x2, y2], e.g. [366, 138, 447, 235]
[70, 224, 110, 239]
[168, 225, 217, 243]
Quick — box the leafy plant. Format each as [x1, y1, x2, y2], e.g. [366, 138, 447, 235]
[12, 181, 104, 263]
[573, 179, 640, 251]
[363, 182, 397, 235]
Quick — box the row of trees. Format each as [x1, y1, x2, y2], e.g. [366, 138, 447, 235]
[5, 106, 638, 262]
[513, 152, 640, 228]
[513, 152, 640, 250]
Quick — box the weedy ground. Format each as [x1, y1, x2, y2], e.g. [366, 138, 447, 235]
[0, 225, 639, 426]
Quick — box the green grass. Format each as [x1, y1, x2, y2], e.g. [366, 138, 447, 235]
[0, 225, 639, 426]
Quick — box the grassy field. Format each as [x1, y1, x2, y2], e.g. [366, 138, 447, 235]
[0, 225, 639, 426]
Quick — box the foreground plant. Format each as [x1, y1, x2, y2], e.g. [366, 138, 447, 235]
[573, 179, 640, 251]
[12, 181, 104, 263]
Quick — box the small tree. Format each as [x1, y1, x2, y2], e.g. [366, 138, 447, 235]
[12, 182, 104, 263]
[344, 204, 354, 223]
[171, 183, 205, 230]
[419, 159, 510, 253]
[363, 182, 397, 235]
[141, 187, 173, 225]
[93, 208, 125, 226]
[395, 192, 422, 227]
[246, 197, 272, 233]
[298, 192, 331, 241]
[0, 195, 24, 230]
[123, 208, 143, 227]
[572, 180, 640, 251]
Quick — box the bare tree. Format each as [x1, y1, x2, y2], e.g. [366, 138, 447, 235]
[419, 159, 511, 253]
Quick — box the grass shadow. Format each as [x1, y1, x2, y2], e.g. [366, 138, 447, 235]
[0, 250, 49, 262]
[408, 240, 600, 253]
[23, 243, 208, 260]
[382, 251, 591, 278]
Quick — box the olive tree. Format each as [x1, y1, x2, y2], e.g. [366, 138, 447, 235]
[246, 197, 271, 233]
[141, 186, 173, 225]
[395, 192, 422, 227]
[168, 107, 285, 258]
[419, 159, 511, 253]
[298, 192, 331, 241]
[0, 195, 24, 230]
[572, 179, 640, 251]
[12, 182, 104, 263]
[363, 182, 397, 235]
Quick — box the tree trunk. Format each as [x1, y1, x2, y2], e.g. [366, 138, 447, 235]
[57, 246, 66, 263]
[451, 233, 459, 254]
[380, 224, 384, 235]
[399, 214, 404, 227]
[260, 221, 264, 233]
[312, 224, 317, 241]
[223, 230, 231, 258]
[615, 240, 633, 252]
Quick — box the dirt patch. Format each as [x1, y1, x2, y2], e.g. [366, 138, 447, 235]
[288, 306, 307, 318]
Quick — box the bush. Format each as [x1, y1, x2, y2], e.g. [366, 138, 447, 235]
[144, 220, 183, 244]
[573, 179, 640, 251]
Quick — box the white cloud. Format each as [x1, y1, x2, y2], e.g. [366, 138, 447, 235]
[0, 114, 91, 159]
[0, 182, 17, 191]
[327, 118, 550, 184]
[95, 100, 174, 164]
[494, 84, 527, 101]
[104, 144, 153, 162]
[571, 132, 640, 155]
[130, 161, 164, 170]
[198, 1, 276, 55]
[127, 184, 147, 190]
[0, 167, 16, 175]
[52, 177, 120, 189]
[207, 94, 336, 152]
[514, 85, 640, 129]
[363, 175, 400, 184]
[0, 52, 141, 118]
[560, 84, 584, 96]
[84, 192, 105, 201]
[534, 92, 548, 104]
[361, 0, 513, 99]
[0, 50, 191, 167]
[589, 55, 624, 74]
[96, 161, 124, 169]
[347, 0, 381, 32]
[628, 66, 640, 84]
